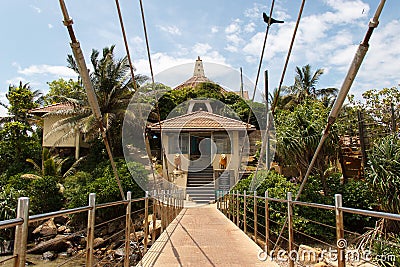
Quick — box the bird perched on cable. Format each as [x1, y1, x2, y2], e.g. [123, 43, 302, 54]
[263, 12, 284, 25]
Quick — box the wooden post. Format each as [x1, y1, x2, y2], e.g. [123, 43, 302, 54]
[244, 190, 247, 233]
[228, 191, 231, 220]
[86, 193, 96, 267]
[287, 192, 294, 267]
[236, 190, 240, 227]
[254, 191, 258, 244]
[124, 192, 132, 267]
[13, 197, 29, 267]
[265, 191, 270, 253]
[335, 194, 345, 267]
[152, 191, 157, 245]
[216, 191, 219, 210]
[160, 190, 165, 232]
[233, 191, 236, 224]
[143, 191, 149, 254]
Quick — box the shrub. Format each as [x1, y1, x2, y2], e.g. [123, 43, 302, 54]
[28, 176, 63, 214]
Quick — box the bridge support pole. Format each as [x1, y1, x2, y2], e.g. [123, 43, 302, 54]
[236, 190, 240, 227]
[265, 191, 269, 253]
[287, 192, 294, 267]
[13, 197, 29, 267]
[254, 191, 258, 244]
[335, 194, 345, 267]
[144, 191, 149, 254]
[243, 190, 247, 233]
[152, 190, 157, 245]
[86, 193, 96, 267]
[124, 192, 132, 267]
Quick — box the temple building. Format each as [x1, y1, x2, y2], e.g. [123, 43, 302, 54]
[148, 57, 256, 203]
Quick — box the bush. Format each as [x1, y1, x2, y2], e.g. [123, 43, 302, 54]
[64, 159, 146, 208]
[28, 176, 63, 214]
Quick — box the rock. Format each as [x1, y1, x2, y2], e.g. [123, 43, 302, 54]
[66, 247, 74, 256]
[94, 237, 105, 247]
[53, 215, 69, 225]
[298, 245, 322, 265]
[57, 225, 67, 234]
[132, 231, 145, 240]
[149, 220, 162, 237]
[33, 218, 58, 237]
[114, 248, 125, 257]
[314, 262, 328, 267]
[143, 214, 155, 225]
[42, 251, 57, 261]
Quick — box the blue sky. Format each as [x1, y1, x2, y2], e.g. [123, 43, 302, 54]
[1, 0, 399, 116]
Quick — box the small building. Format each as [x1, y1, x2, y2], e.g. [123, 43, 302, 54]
[29, 103, 88, 159]
[148, 100, 255, 203]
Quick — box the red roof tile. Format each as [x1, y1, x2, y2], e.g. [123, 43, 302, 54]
[29, 103, 73, 114]
[149, 111, 255, 132]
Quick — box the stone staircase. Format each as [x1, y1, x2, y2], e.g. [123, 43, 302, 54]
[186, 165, 215, 204]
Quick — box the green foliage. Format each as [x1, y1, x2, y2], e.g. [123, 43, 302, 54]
[64, 159, 146, 208]
[233, 170, 376, 243]
[366, 134, 400, 215]
[274, 99, 339, 192]
[44, 78, 85, 104]
[0, 82, 42, 176]
[28, 176, 63, 214]
[156, 82, 264, 128]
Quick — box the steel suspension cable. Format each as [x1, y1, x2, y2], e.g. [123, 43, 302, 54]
[59, 0, 125, 200]
[114, 0, 159, 197]
[246, 0, 276, 125]
[115, 0, 138, 92]
[242, 1, 276, 189]
[138, 0, 171, 186]
[270, 0, 306, 115]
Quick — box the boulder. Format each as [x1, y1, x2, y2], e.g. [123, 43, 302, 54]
[149, 220, 162, 237]
[298, 245, 322, 265]
[314, 262, 329, 267]
[33, 218, 58, 237]
[53, 215, 69, 225]
[42, 251, 57, 261]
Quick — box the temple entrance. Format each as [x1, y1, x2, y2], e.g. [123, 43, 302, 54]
[190, 133, 212, 167]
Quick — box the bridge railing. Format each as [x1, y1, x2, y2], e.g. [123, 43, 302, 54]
[216, 190, 400, 267]
[0, 189, 184, 267]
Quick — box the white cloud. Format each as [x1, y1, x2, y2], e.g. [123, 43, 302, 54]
[18, 65, 77, 77]
[244, 22, 255, 33]
[225, 22, 240, 34]
[324, 0, 370, 24]
[48, 24, 53, 29]
[211, 26, 219, 33]
[226, 34, 243, 46]
[225, 45, 238, 53]
[157, 25, 182, 36]
[30, 5, 41, 13]
[193, 43, 212, 55]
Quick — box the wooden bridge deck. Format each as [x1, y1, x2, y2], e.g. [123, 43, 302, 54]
[138, 204, 278, 267]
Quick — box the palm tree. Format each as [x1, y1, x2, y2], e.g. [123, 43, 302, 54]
[288, 64, 337, 103]
[47, 45, 148, 155]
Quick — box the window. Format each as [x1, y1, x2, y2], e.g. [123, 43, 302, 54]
[168, 133, 189, 154]
[214, 132, 231, 154]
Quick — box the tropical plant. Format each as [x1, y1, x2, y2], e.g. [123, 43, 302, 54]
[285, 64, 337, 104]
[0, 82, 42, 175]
[274, 99, 340, 194]
[366, 134, 400, 216]
[46, 45, 148, 156]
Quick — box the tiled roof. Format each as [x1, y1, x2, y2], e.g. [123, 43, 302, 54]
[173, 76, 214, 91]
[29, 103, 73, 114]
[149, 110, 255, 131]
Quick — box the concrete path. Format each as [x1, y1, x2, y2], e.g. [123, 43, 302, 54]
[138, 205, 278, 267]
